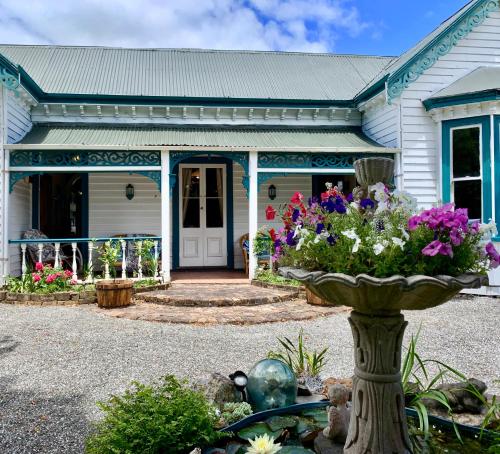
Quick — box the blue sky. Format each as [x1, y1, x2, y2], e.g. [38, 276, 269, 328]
[0, 0, 472, 56]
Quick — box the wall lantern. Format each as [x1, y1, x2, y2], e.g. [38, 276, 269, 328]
[126, 184, 135, 200]
[229, 370, 248, 402]
[268, 184, 277, 200]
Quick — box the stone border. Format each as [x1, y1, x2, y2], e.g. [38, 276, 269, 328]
[251, 279, 306, 296]
[0, 282, 170, 306]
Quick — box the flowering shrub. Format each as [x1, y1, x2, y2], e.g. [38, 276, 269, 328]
[7, 262, 77, 293]
[272, 183, 497, 278]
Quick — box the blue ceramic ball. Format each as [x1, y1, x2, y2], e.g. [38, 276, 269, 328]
[246, 359, 297, 412]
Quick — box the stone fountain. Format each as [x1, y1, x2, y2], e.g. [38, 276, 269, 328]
[280, 157, 487, 454]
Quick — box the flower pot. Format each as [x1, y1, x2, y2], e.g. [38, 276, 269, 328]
[354, 157, 394, 186]
[279, 267, 487, 454]
[95, 279, 133, 308]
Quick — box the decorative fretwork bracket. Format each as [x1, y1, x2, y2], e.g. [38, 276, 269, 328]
[0, 68, 20, 93]
[387, 0, 500, 103]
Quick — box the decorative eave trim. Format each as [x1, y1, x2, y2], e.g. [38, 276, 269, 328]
[387, 0, 500, 103]
[423, 89, 500, 110]
[428, 99, 500, 122]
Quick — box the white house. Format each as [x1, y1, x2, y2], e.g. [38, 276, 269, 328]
[1, 0, 499, 291]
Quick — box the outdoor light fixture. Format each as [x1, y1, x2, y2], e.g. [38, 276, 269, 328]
[268, 184, 277, 200]
[229, 370, 248, 402]
[126, 184, 135, 200]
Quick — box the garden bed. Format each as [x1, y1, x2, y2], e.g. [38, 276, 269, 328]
[0, 281, 169, 306]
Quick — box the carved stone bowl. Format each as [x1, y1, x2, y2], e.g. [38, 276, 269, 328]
[353, 157, 395, 186]
[279, 267, 488, 315]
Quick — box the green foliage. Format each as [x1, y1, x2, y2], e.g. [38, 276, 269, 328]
[267, 329, 328, 378]
[254, 269, 301, 287]
[254, 228, 274, 256]
[133, 278, 159, 289]
[98, 241, 121, 279]
[135, 239, 158, 277]
[86, 375, 225, 454]
[6, 263, 77, 294]
[221, 402, 253, 425]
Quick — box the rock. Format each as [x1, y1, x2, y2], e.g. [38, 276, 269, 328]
[299, 427, 321, 443]
[197, 373, 241, 409]
[423, 378, 487, 414]
[313, 433, 345, 454]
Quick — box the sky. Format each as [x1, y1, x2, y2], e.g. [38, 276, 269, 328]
[0, 0, 470, 57]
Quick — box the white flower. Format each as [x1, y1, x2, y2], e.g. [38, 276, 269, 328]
[393, 190, 418, 211]
[375, 200, 389, 214]
[373, 243, 385, 255]
[246, 434, 282, 454]
[314, 231, 329, 244]
[391, 237, 406, 251]
[399, 227, 410, 241]
[296, 237, 306, 251]
[342, 229, 361, 253]
[479, 219, 498, 237]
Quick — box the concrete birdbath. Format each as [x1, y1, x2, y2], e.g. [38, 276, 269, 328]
[279, 157, 488, 454]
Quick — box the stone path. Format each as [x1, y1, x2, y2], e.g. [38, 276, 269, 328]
[95, 298, 348, 325]
[136, 283, 299, 307]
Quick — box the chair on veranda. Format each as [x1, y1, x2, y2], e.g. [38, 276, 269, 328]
[239, 233, 272, 275]
[21, 229, 83, 270]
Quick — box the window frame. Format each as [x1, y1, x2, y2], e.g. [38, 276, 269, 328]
[442, 116, 492, 223]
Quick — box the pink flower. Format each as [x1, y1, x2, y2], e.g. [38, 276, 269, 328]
[35, 262, 43, 271]
[422, 240, 453, 258]
[64, 270, 73, 278]
[265, 205, 276, 221]
[32, 273, 41, 283]
[291, 192, 304, 204]
[485, 242, 500, 268]
[70, 279, 77, 285]
[449, 229, 463, 246]
[408, 215, 421, 231]
[45, 274, 57, 284]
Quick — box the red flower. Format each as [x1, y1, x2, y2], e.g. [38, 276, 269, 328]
[269, 228, 277, 240]
[265, 205, 276, 220]
[35, 262, 43, 271]
[291, 192, 304, 204]
[32, 273, 41, 283]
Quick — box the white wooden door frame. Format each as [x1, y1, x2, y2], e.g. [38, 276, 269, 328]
[178, 163, 227, 267]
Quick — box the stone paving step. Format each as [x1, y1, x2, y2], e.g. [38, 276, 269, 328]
[94, 299, 349, 325]
[135, 283, 300, 307]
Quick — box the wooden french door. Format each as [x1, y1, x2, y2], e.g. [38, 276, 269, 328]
[179, 164, 227, 267]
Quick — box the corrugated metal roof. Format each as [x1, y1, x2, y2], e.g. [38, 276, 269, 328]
[13, 125, 390, 151]
[428, 66, 500, 98]
[0, 45, 394, 101]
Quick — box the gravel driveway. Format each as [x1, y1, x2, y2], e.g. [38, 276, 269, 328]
[0, 296, 499, 453]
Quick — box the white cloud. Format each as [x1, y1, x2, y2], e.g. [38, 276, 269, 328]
[0, 0, 372, 52]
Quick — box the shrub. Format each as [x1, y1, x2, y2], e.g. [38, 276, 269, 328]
[6, 262, 76, 293]
[86, 375, 225, 454]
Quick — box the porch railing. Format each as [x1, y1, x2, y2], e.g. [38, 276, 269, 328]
[9, 236, 162, 282]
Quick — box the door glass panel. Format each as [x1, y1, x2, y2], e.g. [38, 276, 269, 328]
[206, 198, 223, 228]
[452, 127, 480, 178]
[454, 180, 481, 220]
[182, 168, 200, 197]
[206, 168, 223, 197]
[182, 198, 200, 228]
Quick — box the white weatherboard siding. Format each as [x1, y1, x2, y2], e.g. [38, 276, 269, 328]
[88, 173, 161, 238]
[362, 103, 399, 148]
[8, 180, 32, 276]
[400, 10, 500, 208]
[232, 164, 248, 270]
[6, 91, 31, 144]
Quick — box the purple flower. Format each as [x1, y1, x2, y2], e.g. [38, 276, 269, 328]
[327, 234, 338, 246]
[422, 240, 453, 258]
[360, 198, 375, 210]
[449, 229, 463, 246]
[308, 196, 319, 207]
[286, 231, 296, 246]
[346, 193, 353, 203]
[408, 215, 421, 231]
[321, 199, 336, 213]
[315, 223, 325, 234]
[274, 239, 281, 248]
[292, 208, 300, 222]
[485, 242, 500, 268]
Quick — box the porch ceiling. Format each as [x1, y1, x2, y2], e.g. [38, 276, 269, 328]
[7, 125, 396, 153]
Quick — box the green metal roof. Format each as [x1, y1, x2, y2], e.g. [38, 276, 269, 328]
[0, 45, 394, 102]
[11, 125, 392, 152]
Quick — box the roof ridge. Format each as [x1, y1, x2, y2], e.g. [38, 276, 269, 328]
[0, 43, 395, 59]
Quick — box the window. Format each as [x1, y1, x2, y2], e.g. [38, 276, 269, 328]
[442, 116, 491, 223]
[451, 126, 482, 220]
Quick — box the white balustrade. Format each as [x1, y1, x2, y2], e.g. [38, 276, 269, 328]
[137, 240, 143, 279]
[37, 243, 43, 263]
[71, 243, 77, 281]
[121, 240, 127, 279]
[153, 241, 159, 278]
[21, 244, 27, 277]
[54, 243, 61, 269]
[104, 262, 110, 280]
[87, 242, 94, 282]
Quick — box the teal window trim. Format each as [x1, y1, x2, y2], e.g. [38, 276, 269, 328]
[493, 116, 500, 241]
[442, 116, 492, 223]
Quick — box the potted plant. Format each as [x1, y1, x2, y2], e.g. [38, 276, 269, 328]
[273, 159, 495, 454]
[95, 240, 133, 308]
